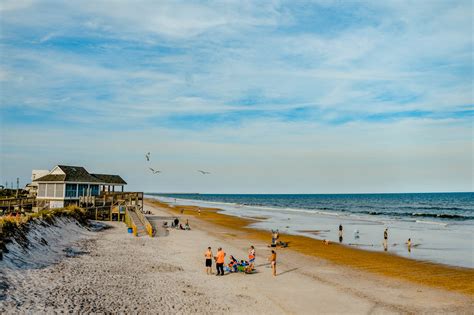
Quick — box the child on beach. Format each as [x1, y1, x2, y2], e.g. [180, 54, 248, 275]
[204, 247, 213, 275]
[248, 245, 256, 271]
[383, 228, 388, 251]
[228, 255, 239, 273]
[215, 247, 226, 276]
[268, 250, 277, 277]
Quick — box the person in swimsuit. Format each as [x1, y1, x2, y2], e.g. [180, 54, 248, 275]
[204, 247, 213, 275]
[248, 245, 256, 271]
[215, 247, 226, 276]
[268, 250, 277, 277]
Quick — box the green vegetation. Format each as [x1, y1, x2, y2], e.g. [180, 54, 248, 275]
[0, 188, 28, 199]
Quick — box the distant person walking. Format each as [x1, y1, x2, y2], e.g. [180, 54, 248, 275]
[215, 247, 226, 276]
[268, 250, 277, 277]
[204, 247, 213, 275]
[339, 224, 343, 243]
[383, 228, 388, 251]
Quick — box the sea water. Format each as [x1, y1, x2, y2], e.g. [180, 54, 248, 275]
[147, 193, 474, 268]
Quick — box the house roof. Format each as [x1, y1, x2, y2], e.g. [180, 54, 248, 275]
[33, 174, 66, 182]
[34, 165, 125, 184]
[91, 174, 127, 185]
[57, 165, 103, 183]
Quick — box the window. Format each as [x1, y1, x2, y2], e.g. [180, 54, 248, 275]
[78, 184, 88, 196]
[38, 184, 46, 197]
[46, 183, 55, 197]
[65, 184, 77, 198]
[90, 185, 99, 196]
[55, 184, 64, 198]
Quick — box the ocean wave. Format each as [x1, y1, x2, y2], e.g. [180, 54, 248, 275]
[149, 195, 473, 221]
[399, 206, 470, 211]
[357, 210, 474, 220]
[415, 220, 448, 226]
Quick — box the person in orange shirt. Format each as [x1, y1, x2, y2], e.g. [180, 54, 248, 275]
[204, 247, 213, 275]
[215, 247, 226, 276]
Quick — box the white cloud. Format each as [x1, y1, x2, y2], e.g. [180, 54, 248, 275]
[1, 0, 472, 192]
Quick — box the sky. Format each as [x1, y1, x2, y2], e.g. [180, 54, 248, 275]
[0, 0, 472, 193]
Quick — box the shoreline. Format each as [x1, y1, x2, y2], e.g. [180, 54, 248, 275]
[153, 194, 474, 268]
[146, 198, 474, 296]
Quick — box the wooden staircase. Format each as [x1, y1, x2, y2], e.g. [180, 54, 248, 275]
[128, 209, 147, 236]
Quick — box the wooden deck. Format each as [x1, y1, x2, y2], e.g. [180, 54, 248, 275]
[79, 192, 155, 237]
[0, 197, 36, 213]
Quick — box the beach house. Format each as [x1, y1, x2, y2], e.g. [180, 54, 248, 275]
[34, 165, 127, 209]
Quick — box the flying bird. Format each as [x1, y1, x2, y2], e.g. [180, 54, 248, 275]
[149, 167, 161, 174]
[198, 170, 211, 175]
[145, 152, 151, 161]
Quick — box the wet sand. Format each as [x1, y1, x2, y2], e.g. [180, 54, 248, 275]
[148, 199, 474, 296]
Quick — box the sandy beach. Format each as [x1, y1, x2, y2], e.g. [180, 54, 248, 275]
[1, 200, 472, 314]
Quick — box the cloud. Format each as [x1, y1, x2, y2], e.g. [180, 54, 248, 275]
[0, 0, 472, 192]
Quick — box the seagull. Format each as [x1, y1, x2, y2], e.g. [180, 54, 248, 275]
[145, 152, 151, 161]
[197, 170, 211, 175]
[149, 167, 161, 174]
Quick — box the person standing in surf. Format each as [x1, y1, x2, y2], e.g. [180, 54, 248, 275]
[339, 224, 343, 243]
[383, 228, 388, 251]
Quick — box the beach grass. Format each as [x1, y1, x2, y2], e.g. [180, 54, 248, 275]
[147, 199, 474, 296]
[0, 206, 88, 242]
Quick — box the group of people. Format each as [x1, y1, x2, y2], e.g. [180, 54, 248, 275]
[164, 218, 191, 230]
[336, 225, 413, 252]
[204, 245, 277, 277]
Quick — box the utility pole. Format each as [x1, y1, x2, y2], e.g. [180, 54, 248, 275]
[16, 177, 19, 198]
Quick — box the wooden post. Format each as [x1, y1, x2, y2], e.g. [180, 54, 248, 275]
[95, 207, 98, 220]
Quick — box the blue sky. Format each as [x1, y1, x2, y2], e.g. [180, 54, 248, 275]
[0, 0, 472, 193]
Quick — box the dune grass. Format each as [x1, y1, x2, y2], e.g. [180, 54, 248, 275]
[0, 206, 88, 244]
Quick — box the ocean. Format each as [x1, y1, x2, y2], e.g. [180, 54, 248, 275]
[147, 193, 474, 268]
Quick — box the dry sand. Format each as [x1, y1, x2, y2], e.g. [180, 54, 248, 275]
[1, 201, 472, 314]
